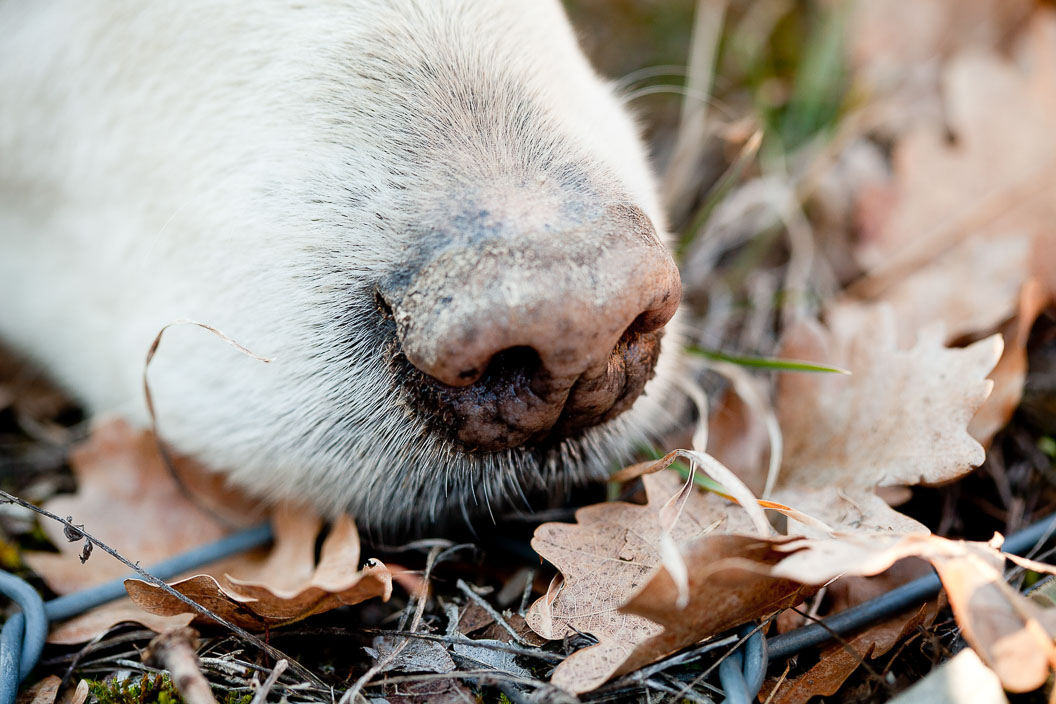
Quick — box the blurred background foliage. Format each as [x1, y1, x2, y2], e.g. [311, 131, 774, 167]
[564, 0, 849, 179]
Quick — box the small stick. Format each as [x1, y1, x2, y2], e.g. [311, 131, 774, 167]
[339, 544, 473, 703]
[249, 659, 288, 704]
[456, 579, 526, 646]
[143, 628, 218, 704]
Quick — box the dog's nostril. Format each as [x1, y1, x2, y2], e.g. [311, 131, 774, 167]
[478, 346, 540, 383]
[624, 306, 667, 339]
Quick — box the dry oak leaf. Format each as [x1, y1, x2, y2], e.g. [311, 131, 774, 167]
[839, 234, 1045, 446]
[634, 523, 1056, 694]
[125, 508, 392, 629]
[768, 533, 1056, 693]
[845, 235, 1032, 348]
[526, 470, 778, 694]
[23, 419, 244, 591]
[527, 304, 999, 693]
[772, 304, 1001, 533]
[23, 418, 264, 641]
[855, 11, 1056, 299]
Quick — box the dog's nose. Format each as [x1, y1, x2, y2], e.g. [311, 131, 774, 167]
[381, 204, 681, 450]
[392, 207, 680, 387]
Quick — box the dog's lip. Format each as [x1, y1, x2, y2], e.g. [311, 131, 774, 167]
[409, 328, 665, 452]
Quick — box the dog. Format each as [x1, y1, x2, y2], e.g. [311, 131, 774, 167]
[0, 0, 685, 531]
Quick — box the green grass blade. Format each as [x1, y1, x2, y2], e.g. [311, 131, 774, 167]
[688, 345, 850, 374]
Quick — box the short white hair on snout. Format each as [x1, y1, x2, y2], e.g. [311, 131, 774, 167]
[0, 0, 686, 532]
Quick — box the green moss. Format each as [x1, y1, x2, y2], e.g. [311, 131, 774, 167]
[87, 674, 183, 704]
[221, 692, 253, 704]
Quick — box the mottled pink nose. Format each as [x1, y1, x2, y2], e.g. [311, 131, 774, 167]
[383, 204, 681, 450]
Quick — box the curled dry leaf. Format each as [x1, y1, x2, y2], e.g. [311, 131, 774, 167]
[765, 533, 1056, 693]
[24, 419, 260, 593]
[526, 470, 772, 694]
[763, 559, 940, 704]
[929, 542, 1056, 693]
[632, 527, 1056, 694]
[125, 509, 392, 629]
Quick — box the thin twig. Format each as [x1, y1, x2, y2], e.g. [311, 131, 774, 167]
[249, 659, 288, 704]
[339, 544, 451, 704]
[517, 568, 535, 616]
[0, 489, 325, 688]
[359, 628, 564, 662]
[456, 579, 527, 645]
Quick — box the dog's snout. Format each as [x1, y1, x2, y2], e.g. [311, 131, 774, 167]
[382, 205, 681, 450]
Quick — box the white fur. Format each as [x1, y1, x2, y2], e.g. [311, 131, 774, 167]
[0, 0, 684, 531]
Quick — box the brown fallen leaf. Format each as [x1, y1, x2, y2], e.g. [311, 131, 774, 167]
[618, 534, 809, 678]
[528, 300, 1000, 693]
[24, 419, 389, 640]
[22, 418, 271, 640]
[24, 418, 262, 594]
[929, 542, 1056, 693]
[635, 527, 1056, 694]
[526, 470, 764, 693]
[763, 603, 934, 704]
[16, 677, 88, 704]
[48, 601, 194, 645]
[854, 11, 1056, 301]
[844, 235, 1032, 348]
[16, 676, 61, 704]
[59, 681, 89, 704]
[772, 304, 1000, 533]
[126, 510, 392, 629]
[764, 533, 1056, 692]
[839, 232, 1046, 447]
